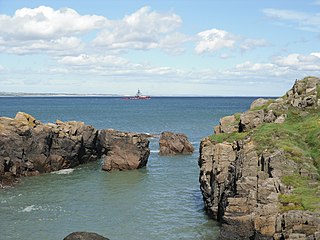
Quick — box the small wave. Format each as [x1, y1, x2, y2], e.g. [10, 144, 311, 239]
[21, 205, 39, 212]
[51, 168, 74, 175]
[150, 150, 160, 153]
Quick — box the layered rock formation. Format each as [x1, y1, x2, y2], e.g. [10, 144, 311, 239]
[0, 113, 151, 186]
[159, 131, 194, 155]
[199, 77, 320, 239]
[0, 112, 99, 186]
[98, 129, 150, 171]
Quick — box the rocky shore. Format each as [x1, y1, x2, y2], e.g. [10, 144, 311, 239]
[0, 113, 150, 186]
[199, 77, 320, 239]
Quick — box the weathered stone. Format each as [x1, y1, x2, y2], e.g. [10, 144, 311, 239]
[264, 110, 277, 123]
[159, 131, 194, 155]
[274, 114, 287, 124]
[250, 98, 270, 110]
[199, 77, 320, 239]
[0, 112, 99, 186]
[98, 129, 150, 171]
[215, 115, 239, 134]
[63, 232, 109, 240]
[239, 110, 264, 132]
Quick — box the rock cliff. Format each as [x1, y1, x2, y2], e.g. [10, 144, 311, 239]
[199, 77, 320, 239]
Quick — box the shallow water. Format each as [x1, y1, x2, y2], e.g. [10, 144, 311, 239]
[0, 97, 255, 239]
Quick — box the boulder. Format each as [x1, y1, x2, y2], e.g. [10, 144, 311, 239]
[250, 98, 270, 110]
[159, 131, 194, 155]
[63, 232, 109, 240]
[214, 115, 238, 134]
[98, 129, 150, 171]
[239, 110, 264, 132]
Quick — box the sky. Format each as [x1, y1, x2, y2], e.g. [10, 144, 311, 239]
[0, 0, 320, 96]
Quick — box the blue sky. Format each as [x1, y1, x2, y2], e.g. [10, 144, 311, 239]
[0, 0, 319, 96]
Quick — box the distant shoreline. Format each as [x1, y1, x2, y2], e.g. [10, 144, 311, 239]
[0, 93, 278, 98]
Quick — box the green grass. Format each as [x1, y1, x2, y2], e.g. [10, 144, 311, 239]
[212, 106, 320, 212]
[209, 131, 248, 143]
[252, 109, 320, 169]
[279, 175, 320, 212]
[250, 99, 274, 111]
[252, 109, 320, 212]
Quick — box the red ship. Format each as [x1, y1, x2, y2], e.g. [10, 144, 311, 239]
[122, 90, 151, 100]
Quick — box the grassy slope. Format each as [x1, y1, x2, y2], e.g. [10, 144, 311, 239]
[210, 108, 320, 212]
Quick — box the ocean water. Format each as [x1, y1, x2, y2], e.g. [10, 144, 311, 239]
[0, 97, 256, 240]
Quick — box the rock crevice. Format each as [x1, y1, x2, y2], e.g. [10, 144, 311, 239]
[0, 113, 151, 186]
[199, 77, 320, 239]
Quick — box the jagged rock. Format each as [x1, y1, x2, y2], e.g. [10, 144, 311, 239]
[200, 77, 320, 239]
[264, 110, 277, 123]
[63, 232, 109, 240]
[274, 114, 287, 124]
[159, 131, 194, 155]
[98, 129, 150, 171]
[287, 77, 320, 108]
[214, 115, 238, 134]
[0, 112, 99, 186]
[199, 137, 320, 239]
[239, 110, 264, 132]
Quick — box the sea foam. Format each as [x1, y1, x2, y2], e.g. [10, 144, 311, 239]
[51, 168, 74, 175]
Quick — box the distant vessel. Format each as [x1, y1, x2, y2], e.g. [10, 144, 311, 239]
[122, 89, 151, 100]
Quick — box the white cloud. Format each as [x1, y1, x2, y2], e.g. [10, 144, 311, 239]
[0, 6, 107, 40]
[58, 54, 129, 67]
[0, 6, 107, 54]
[195, 28, 268, 54]
[92, 6, 188, 52]
[57, 53, 184, 78]
[275, 53, 320, 71]
[195, 28, 237, 54]
[222, 52, 320, 81]
[4, 37, 84, 55]
[263, 8, 320, 32]
[240, 39, 269, 51]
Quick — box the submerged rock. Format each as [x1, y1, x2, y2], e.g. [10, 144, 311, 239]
[98, 129, 150, 171]
[159, 131, 194, 155]
[63, 232, 109, 240]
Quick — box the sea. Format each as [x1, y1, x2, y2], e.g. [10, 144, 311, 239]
[0, 96, 256, 240]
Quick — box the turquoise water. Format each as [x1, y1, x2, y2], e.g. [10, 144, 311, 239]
[0, 97, 255, 240]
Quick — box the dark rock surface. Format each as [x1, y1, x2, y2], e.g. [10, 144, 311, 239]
[0, 112, 99, 186]
[199, 77, 320, 239]
[63, 231, 109, 240]
[159, 131, 194, 155]
[98, 129, 150, 171]
[0, 113, 152, 186]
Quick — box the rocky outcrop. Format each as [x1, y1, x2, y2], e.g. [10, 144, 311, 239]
[0, 113, 152, 186]
[98, 129, 150, 171]
[0, 112, 99, 186]
[63, 232, 109, 240]
[159, 131, 194, 155]
[215, 77, 320, 135]
[199, 77, 320, 239]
